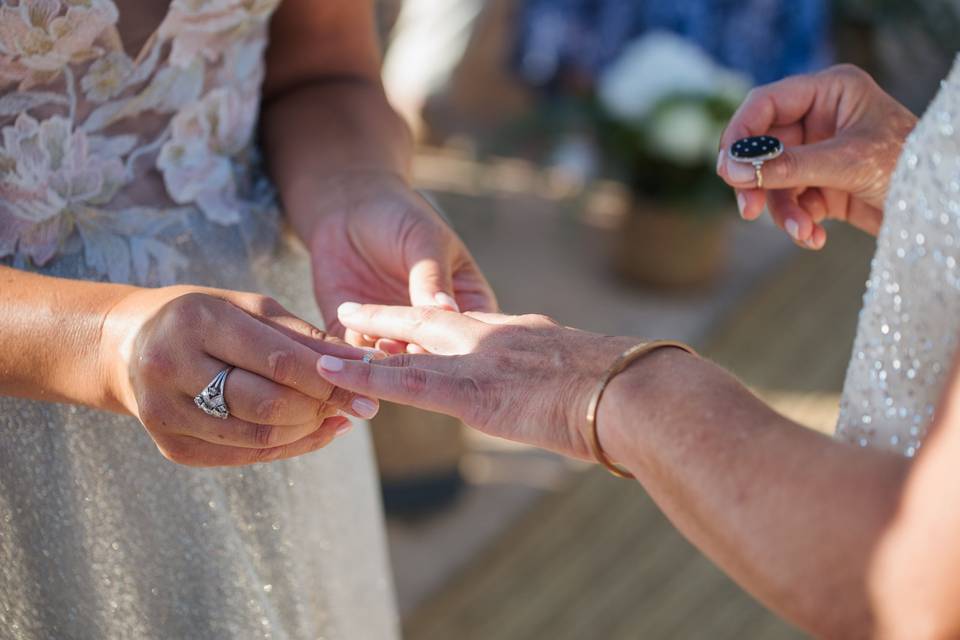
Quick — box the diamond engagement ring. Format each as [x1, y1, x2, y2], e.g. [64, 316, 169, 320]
[729, 135, 784, 189]
[194, 367, 234, 420]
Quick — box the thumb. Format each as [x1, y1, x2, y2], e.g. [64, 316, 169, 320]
[407, 237, 459, 311]
[721, 138, 858, 193]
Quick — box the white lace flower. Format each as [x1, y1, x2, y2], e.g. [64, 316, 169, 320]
[0, 0, 120, 89]
[0, 113, 129, 265]
[81, 51, 133, 102]
[159, 0, 280, 68]
[157, 87, 258, 225]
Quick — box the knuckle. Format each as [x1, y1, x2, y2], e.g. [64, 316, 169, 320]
[830, 63, 867, 80]
[267, 350, 298, 385]
[138, 345, 175, 380]
[522, 313, 558, 327]
[252, 423, 276, 448]
[251, 295, 284, 317]
[401, 368, 429, 396]
[772, 152, 798, 181]
[255, 395, 287, 423]
[167, 292, 211, 328]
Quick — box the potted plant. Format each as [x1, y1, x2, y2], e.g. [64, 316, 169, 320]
[594, 31, 749, 287]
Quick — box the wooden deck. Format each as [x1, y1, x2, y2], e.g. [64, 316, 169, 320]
[404, 225, 876, 640]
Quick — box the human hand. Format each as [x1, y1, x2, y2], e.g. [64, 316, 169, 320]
[315, 303, 642, 460]
[306, 171, 497, 350]
[717, 64, 917, 249]
[98, 286, 380, 467]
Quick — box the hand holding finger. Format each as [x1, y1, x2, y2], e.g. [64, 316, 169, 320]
[337, 302, 485, 355]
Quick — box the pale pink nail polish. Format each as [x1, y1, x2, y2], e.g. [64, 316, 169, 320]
[785, 218, 800, 241]
[434, 292, 460, 312]
[736, 193, 747, 217]
[338, 302, 361, 317]
[319, 355, 344, 372]
[716, 149, 724, 174]
[336, 423, 354, 437]
[351, 397, 379, 419]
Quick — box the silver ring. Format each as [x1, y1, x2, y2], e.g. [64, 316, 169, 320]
[728, 135, 783, 190]
[194, 367, 234, 420]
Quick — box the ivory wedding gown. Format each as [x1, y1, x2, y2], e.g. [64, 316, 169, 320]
[0, 2, 399, 638]
[837, 54, 960, 456]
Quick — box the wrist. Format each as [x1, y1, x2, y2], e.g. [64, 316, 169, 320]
[290, 169, 411, 247]
[95, 284, 153, 414]
[591, 345, 694, 476]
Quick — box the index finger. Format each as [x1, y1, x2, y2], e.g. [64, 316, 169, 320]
[720, 74, 821, 150]
[203, 300, 358, 403]
[337, 303, 484, 355]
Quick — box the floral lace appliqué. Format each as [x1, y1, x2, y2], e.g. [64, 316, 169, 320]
[0, 0, 281, 284]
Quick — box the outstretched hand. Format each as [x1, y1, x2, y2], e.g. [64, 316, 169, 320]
[717, 64, 917, 249]
[307, 172, 497, 350]
[315, 302, 643, 460]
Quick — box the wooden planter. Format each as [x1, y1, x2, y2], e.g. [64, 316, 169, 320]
[370, 402, 467, 516]
[616, 202, 731, 288]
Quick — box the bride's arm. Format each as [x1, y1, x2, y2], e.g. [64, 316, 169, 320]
[0, 265, 135, 410]
[0, 265, 374, 465]
[260, 0, 412, 244]
[259, 1, 497, 340]
[315, 304, 944, 638]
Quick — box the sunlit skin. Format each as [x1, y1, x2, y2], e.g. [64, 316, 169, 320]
[314, 68, 960, 638]
[260, 1, 496, 349]
[717, 64, 917, 249]
[0, 1, 494, 466]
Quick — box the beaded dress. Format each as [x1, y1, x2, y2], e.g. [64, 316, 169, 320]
[837, 55, 960, 458]
[0, 2, 399, 638]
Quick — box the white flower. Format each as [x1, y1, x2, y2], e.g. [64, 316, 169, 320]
[157, 87, 258, 225]
[81, 51, 134, 102]
[159, 0, 280, 68]
[0, 0, 120, 89]
[647, 103, 719, 167]
[598, 31, 749, 122]
[0, 113, 128, 264]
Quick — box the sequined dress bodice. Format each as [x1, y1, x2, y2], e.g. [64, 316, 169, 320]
[837, 55, 960, 457]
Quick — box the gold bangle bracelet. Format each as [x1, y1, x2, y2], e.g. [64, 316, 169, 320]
[587, 340, 698, 479]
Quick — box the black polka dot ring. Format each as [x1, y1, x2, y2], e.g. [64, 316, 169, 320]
[728, 135, 784, 189]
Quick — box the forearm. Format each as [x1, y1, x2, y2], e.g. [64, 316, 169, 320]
[0, 266, 134, 411]
[260, 79, 414, 243]
[598, 349, 909, 638]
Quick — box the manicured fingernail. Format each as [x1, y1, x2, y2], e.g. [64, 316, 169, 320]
[785, 218, 800, 241]
[319, 355, 344, 372]
[434, 292, 460, 312]
[338, 302, 361, 317]
[336, 423, 354, 437]
[727, 160, 756, 183]
[716, 149, 724, 173]
[736, 193, 747, 217]
[805, 237, 819, 250]
[351, 397, 379, 419]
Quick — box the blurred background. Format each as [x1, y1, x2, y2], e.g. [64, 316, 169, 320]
[367, 2, 960, 638]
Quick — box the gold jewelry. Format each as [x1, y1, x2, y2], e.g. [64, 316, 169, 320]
[755, 162, 764, 189]
[586, 340, 697, 479]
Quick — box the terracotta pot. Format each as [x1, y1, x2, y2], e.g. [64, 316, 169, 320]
[370, 402, 467, 517]
[616, 202, 731, 288]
